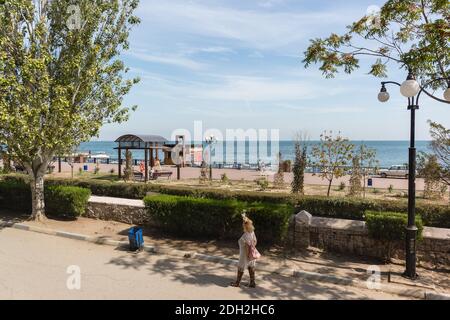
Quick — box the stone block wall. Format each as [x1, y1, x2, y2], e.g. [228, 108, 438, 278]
[85, 196, 158, 227]
[291, 211, 450, 266]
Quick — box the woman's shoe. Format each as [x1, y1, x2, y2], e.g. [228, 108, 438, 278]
[247, 267, 256, 288]
[230, 269, 244, 287]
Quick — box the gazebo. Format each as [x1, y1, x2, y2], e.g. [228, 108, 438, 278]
[115, 134, 169, 181]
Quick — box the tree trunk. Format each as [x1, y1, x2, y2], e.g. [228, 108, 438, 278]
[30, 172, 46, 221]
[327, 179, 332, 197]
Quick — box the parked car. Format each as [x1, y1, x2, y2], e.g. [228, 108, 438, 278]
[378, 165, 409, 178]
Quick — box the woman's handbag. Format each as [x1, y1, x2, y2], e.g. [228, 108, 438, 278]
[248, 243, 261, 261]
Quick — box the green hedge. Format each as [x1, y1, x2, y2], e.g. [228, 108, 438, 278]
[0, 177, 90, 218]
[45, 186, 91, 218]
[296, 196, 450, 228]
[2, 174, 449, 228]
[0, 179, 32, 212]
[365, 211, 424, 241]
[144, 194, 293, 244]
[44, 177, 295, 203]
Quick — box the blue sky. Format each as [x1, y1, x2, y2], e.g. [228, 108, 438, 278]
[98, 0, 450, 141]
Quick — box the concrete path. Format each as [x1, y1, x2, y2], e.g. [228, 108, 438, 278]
[0, 228, 405, 300]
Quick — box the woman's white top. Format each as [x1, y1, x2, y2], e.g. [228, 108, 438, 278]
[238, 231, 257, 269]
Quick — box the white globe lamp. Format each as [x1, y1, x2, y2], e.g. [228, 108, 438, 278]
[378, 86, 390, 102]
[400, 74, 420, 98]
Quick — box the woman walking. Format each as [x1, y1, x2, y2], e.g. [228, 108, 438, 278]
[230, 214, 261, 288]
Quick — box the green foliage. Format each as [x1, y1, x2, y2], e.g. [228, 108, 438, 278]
[0, 177, 90, 217]
[45, 186, 91, 218]
[428, 121, 450, 194]
[0, 179, 32, 212]
[292, 138, 308, 194]
[388, 185, 394, 193]
[365, 211, 423, 241]
[273, 152, 285, 188]
[349, 157, 362, 196]
[220, 173, 229, 184]
[255, 177, 270, 191]
[0, 0, 140, 218]
[143, 194, 293, 244]
[312, 131, 354, 196]
[303, 0, 449, 84]
[418, 153, 447, 199]
[4, 175, 448, 228]
[296, 196, 449, 228]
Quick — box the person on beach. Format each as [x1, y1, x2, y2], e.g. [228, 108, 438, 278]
[230, 213, 260, 288]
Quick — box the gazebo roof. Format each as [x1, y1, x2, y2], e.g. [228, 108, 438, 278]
[115, 134, 168, 144]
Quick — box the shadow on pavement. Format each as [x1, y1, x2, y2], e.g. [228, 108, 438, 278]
[106, 253, 371, 300]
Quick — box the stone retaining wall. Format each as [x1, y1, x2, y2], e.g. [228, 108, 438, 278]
[291, 211, 450, 265]
[85, 196, 158, 227]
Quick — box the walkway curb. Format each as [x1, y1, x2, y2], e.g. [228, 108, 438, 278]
[1, 220, 445, 300]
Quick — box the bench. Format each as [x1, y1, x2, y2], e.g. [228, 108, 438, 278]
[151, 171, 172, 180]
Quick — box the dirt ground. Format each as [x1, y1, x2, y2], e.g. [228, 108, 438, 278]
[2, 210, 449, 295]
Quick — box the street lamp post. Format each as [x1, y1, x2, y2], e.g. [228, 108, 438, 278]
[205, 135, 217, 181]
[378, 73, 450, 279]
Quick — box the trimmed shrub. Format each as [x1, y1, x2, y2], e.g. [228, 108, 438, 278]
[0, 179, 32, 212]
[365, 211, 424, 241]
[365, 211, 423, 261]
[144, 194, 293, 244]
[45, 186, 91, 218]
[296, 196, 450, 228]
[0, 176, 90, 218]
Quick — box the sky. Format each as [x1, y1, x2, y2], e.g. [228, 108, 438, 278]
[97, 0, 450, 141]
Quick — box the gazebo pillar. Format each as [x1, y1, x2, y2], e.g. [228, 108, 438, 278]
[150, 143, 154, 167]
[144, 148, 149, 182]
[118, 147, 122, 179]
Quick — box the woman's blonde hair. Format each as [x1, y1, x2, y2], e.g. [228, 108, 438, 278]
[242, 216, 255, 233]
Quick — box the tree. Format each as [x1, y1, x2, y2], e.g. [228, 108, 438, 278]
[312, 131, 355, 197]
[123, 150, 133, 181]
[427, 121, 450, 199]
[0, 0, 140, 220]
[274, 152, 285, 188]
[356, 144, 379, 198]
[291, 135, 308, 194]
[417, 153, 446, 199]
[348, 156, 363, 197]
[303, 0, 449, 86]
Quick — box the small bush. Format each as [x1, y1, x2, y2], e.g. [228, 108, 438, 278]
[388, 185, 394, 193]
[45, 186, 91, 218]
[365, 211, 423, 261]
[338, 181, 346, 191]
[365, 211, 423, 241]
[220, 173, 229, 184]
[255, 177, 269, 191]
[0, 179, 32, 212]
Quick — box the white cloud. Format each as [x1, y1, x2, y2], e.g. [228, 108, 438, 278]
[127, 51, 206, 70]
[136, 0, 357, 51]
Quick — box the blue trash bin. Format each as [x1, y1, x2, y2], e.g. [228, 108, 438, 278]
[128, 227, 144, 251]
[83, 165, 88, 171]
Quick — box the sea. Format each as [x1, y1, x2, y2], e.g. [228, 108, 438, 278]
[77, 140, 431, 168]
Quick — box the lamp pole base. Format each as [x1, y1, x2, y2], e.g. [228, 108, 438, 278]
[403, 225, 418, 280]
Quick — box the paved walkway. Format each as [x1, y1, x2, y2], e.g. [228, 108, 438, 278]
[2, 209, 449, 297]
[0, 228, 406, 300]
